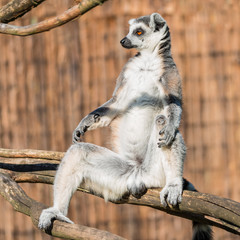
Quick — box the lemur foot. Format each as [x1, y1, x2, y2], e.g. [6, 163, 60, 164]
[128, 182, 147, 199]
[160, 183, 182, 207]
[38, 207, 73, 230]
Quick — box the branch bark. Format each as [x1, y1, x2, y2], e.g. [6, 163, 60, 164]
[0, 148, 240, 238]
[0, 0, 109, 36]
[0, 0, 46, 23]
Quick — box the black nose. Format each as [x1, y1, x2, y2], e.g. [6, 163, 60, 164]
[120, 37, 127, 45]
[120, 37, 134, 49]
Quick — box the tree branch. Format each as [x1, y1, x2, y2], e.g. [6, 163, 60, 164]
[0, 0, 46, 23]
[0, 0, 109, 36]
[0, 148, 240, 238]
[0, 172, 126, 240]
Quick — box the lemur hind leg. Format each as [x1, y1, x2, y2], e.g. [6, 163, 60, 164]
[39, 143, 131, 229]
[156, 115, 186, 207]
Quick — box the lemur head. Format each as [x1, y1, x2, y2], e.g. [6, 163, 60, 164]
[120, 13, 169, 52]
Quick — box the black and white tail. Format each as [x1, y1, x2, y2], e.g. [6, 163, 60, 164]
[192, 221, 213, 240]
[183, 179, 213, 240]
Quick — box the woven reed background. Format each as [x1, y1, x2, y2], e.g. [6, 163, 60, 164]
[0, 0, 240, 239]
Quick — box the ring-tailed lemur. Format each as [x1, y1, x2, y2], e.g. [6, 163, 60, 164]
[39, 13, 213, 240]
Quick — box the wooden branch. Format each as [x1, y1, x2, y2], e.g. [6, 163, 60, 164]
[0, 0, 46, 23]
[0, 0, 109, 36]
[0, 148, 240, 237]
[0, 172, 126, 240]
[0, 147, 64, 160]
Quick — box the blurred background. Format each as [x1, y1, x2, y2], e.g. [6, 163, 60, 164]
[0, 0, 240, 239]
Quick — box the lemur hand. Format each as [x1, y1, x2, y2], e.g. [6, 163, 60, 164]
[158, 123, 176, 147]
[72, 113, 100, 143]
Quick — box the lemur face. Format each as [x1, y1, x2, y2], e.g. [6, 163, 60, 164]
[120, 13, 167, 51]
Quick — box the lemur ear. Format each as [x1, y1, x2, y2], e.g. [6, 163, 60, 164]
[128, 19, 135, 25]
[150, 13, 166, 31]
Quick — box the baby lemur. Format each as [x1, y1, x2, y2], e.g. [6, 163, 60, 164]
[39, 13, 212, 240]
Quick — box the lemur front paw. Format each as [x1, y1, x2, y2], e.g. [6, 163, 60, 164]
[127, 182, 147, 199]
[160, 183, 183, 207]
[72, 114, 100, 143]
[158, 123, 176, 147]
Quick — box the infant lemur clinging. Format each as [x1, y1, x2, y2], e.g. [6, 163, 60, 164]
[39, 13, 213, 240]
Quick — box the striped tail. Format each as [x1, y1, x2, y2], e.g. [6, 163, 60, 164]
[192, 221, 213, 240]
[183, 179, 213, 240]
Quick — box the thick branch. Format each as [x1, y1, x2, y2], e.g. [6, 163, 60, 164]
[0, 147, 64, 160]
[0, 148, 240, 237]
[0, 0, 109, 36]
[0, 173, 126, 240]
[0, 0, 46, 23]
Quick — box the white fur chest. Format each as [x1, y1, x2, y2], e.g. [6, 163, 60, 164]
[115, 53, 166, 157]
[124, 53, 164, 98]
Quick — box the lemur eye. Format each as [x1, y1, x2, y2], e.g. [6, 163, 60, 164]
[134, 28, 144, 36]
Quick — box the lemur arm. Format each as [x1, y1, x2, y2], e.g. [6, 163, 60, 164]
[73, 73, 125, 143]
[159, 68, 182, 146]
[72, 98, 120, 143]
[167, 93, 182, 129]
